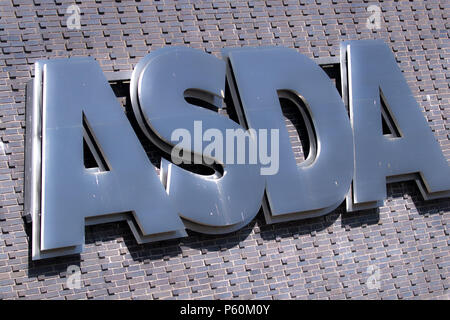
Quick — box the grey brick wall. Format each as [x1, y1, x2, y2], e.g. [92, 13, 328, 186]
[0, 0, 449, 300]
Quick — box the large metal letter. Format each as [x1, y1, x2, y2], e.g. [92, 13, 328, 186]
[224, 47, 354, 223]
[341, 40, 450, 211]
[131, 47, 265, 234]
[33, 58, 186, 260]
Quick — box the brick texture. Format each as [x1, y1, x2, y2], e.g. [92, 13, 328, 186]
[0, 0, 449, 300]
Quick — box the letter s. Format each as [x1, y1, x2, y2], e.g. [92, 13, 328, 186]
[130, 48, 265, 234]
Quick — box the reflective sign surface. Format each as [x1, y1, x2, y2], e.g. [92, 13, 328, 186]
[26, 40, 450, 260]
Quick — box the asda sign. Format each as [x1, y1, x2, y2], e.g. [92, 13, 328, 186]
[25, 40, 450, 260]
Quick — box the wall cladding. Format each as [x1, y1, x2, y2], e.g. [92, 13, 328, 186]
[0, 0, 449, 300]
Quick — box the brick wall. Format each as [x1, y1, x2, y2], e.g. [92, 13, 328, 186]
[0, 0, 449, 299]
